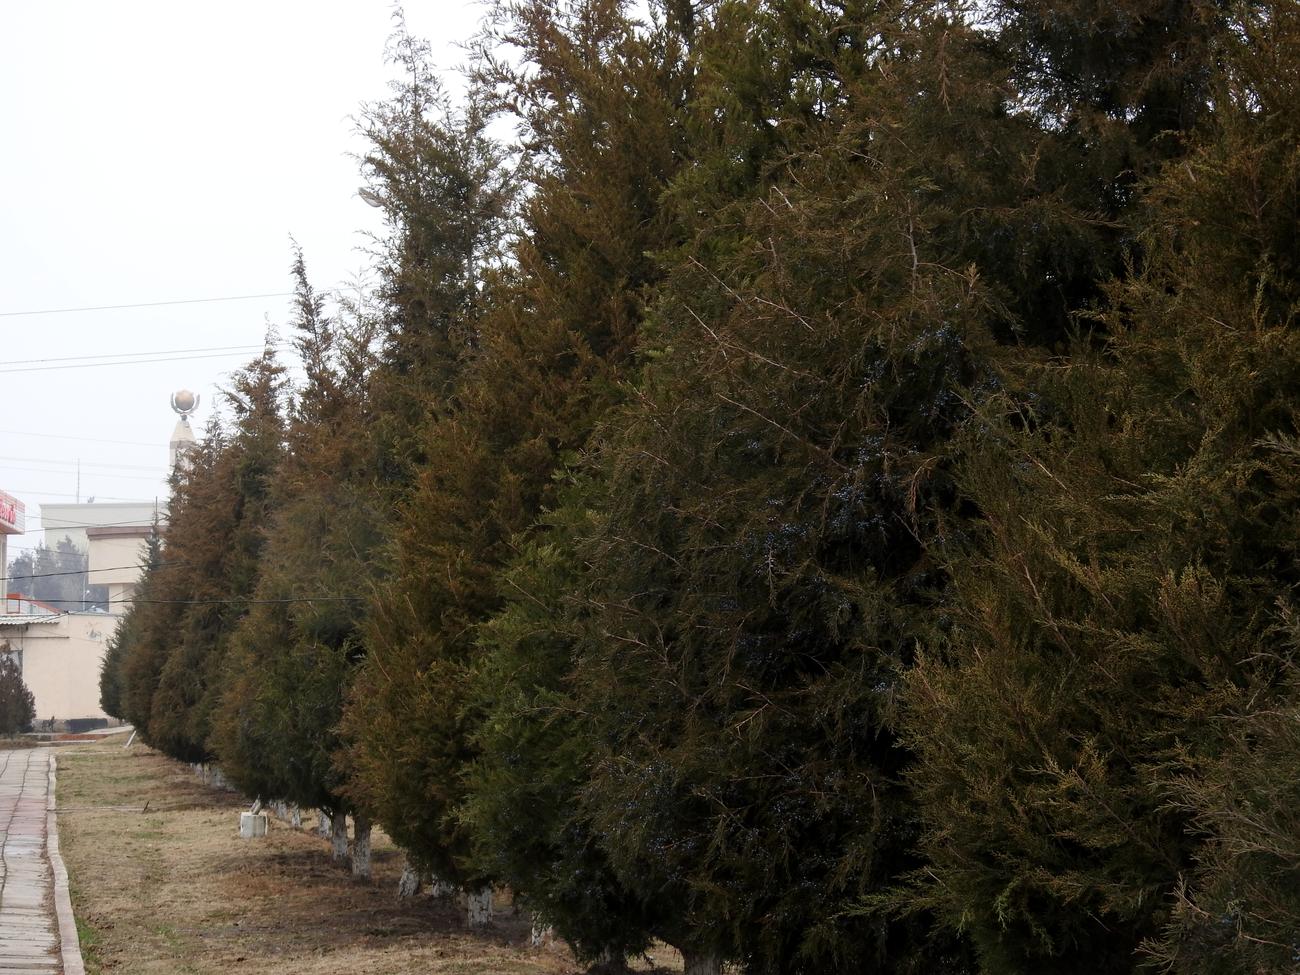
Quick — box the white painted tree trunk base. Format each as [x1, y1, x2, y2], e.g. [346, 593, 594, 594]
[528, 920, 554, 947]
[317, 809, 332, 838]
[397, 861, 422, 898]
[239, 812, 268, 838]
[682, 950, 722, 975]
[330, 812, 349, 862]
[290, 804, 302, 828]
[467, 886, 493, 927]
[351, 815, 372, 879]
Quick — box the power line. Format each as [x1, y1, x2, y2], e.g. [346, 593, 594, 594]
[0, 291, 293, 318]
[17, 594, 361, 607]
[0, 488, 158, 502]
[0, 349, 280, 375]
[25, 517, 165, 531]
[0, 429, 161, 448]
[0, 465, 165, 483]
[0, 455, 163, 473]
[5, 560, 180, 582]
[129, 595, 362, 605]
[3, 343, 275, 367]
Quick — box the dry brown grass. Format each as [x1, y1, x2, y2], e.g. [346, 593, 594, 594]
[54, 737, 681, 975]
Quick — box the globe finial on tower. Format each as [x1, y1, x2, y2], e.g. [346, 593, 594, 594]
[171, 389, 199, 419]
[169, 389, 199, 469]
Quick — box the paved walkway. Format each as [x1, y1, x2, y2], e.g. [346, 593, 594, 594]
[0, 748, 68, 974]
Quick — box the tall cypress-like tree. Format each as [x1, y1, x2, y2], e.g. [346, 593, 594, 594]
[99, 527, 161, 720]
[905, 4, 1300, 970]
[113, 425, 220, 741]
[462, 1, 855, 963]
[115, 345, 285, 762]
[556, 3, 1079, 969]
[308, 19, 518, 879]
[361, 17, 515, 489]
[465, 476, 673, 963]
[344, 0, 689, 900]
[210, 252, 381, 858]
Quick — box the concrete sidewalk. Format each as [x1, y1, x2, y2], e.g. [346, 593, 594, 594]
[0, 748, 82, 975]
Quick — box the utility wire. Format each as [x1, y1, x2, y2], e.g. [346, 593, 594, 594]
[4, 560, 184, 581]
[20, 594, 361, 607]
[3, 343, 278, 367]
[0, 350, 280, 374]
[0, 292, 293, 318]
[1, 465, 165, 483]
[129, 595, 362, 605]
[25, 517, 164, 530]
[0, 456, 164, 473]
[0, 488, 158, 502]
[0, 429, 162, 448]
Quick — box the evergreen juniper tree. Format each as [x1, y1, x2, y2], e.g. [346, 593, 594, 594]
[124, 344, 285, 762]
[99, 527, 161, 720]
[210, 253, 381, 862]
[905, 4, 1300, 970]
[0, 648, 36, 736]
[559, 4, 1046, 970]
[344, 0, 689, 915]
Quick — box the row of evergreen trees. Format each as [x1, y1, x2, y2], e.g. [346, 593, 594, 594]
[101, 1, 1300, 972]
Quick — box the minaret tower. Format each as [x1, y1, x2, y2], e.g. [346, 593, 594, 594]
[169, 389, 199, 469]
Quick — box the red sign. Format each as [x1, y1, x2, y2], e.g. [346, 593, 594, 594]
[0, 491, 24, 535]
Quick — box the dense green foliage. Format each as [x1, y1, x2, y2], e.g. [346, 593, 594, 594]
[114, 348, 286, 763]
[0, 648, 36, 735]
[102, 1, 1300, 972]
[208, 251, 379, 817]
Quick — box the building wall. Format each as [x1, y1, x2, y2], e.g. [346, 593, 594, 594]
[3, 613, 114, 722]
[40, 501, 161, 554]
[87, 532, 150, 585]
[106, 582, 136, 608]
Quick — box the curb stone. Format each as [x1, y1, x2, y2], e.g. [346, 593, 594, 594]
[45, 754, 85, 975]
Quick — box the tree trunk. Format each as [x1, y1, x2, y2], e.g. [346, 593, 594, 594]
[317, 809, 332, 838]
[681, 949, 722, 975]
[351, 813, 372, 880]
[330, 812, 349, 862]
[290, 804, 302, 828]
[593, 949, 635, 974]
[467, 886, 493, 927]
[397, 856, 422, 898]
[528, 918, 553, 947]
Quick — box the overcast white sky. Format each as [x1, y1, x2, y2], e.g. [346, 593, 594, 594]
[1, 2, 486, 560]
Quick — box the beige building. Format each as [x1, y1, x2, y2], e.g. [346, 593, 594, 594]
[86, 525, 153, 608]
[0, 595, 115, 728]
[1, 396, 192, 728]
[40, 500, 162, 554]
[1, 500, 155, 729]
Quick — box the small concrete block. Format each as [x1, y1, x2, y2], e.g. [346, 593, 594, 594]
[239, 812, 267, 839]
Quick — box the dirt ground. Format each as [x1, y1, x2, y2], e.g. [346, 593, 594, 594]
[54, 737, 682, 975]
